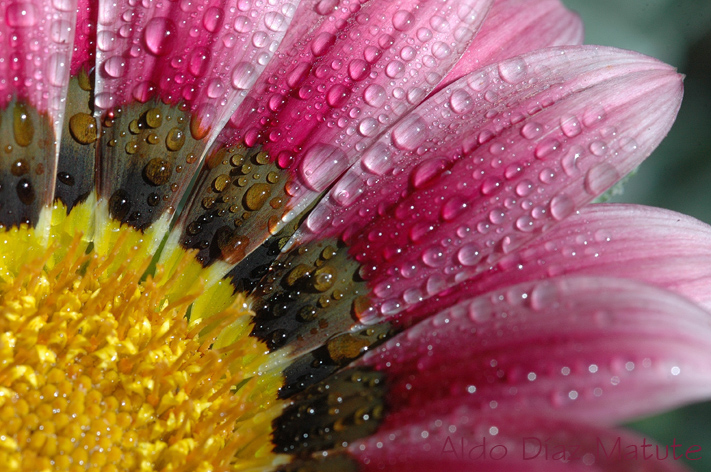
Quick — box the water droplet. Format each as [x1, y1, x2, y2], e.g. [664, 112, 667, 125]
[47, 53, 69, 87]
[10, 159, 28, 176]
[50, 19, 72, 44]
[385, 60, 405, 78]
[13, 103, 34, 147]
[535, 138, 561, 160]
[188, 48, 210, 77]
[550, 193, 574, 220]
[68, 113, 97, 145]
[144, 17, 177, 56]
[521, 122, 543, 140]
[412, 158, 446, 188]
[619, 137, 638, 152]
[348, 59, 370, 81]
[392, 10, 415, 31]
[441, 196, 468, 221]
[311, 32, 336, 56]
[432, 41, 451, 60]
[358, 117, 379, 137]
[480, 176, 502, 195]
[109, 189, 131, 220]
[102, 56, 125, 79]
[391, 114, 427, 151]
[57, 171, 75, 186]
[231, 61, 256, 90]
[233, 15, 252, 33]
[143, 158, 172, 186]
[582, 106, 606, 127]
[16, 177, 34, 204]
[5, 2, 38, 27]
[423, 247, 445, 267]
[264, 11, 287, 32]
[363, 84, 387, 107]
[315, 0, 338, 15]
[584, 162, 619, 195]
[529, 282, 559, 311]
[326, 84, 349, 108]
[488, 208, 505, 224]
[498, 57, 527, 83]
[515, 215, 534, 232]
[561, 145, 583, 176]
[244, 183, 271, 210]
[457, 244, 481, 266]
[299, 143, 348, 191]
[203, 6, 223, 33]
[560, 114, 581, 137]
[449, 89, 473, 113]
[589, 140, 607, 156]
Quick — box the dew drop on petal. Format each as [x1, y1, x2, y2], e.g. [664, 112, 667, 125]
[144, 17, 177, 56]
[457, 244, 481, 266]
[203, 6, 223, 33]
[392, 10, 415, 31]
[560, 114, 581, 137]
[550, 193, 574, 220]
[363, 84, 386, 107]
[584, 162, 620, 195]
[5, 2, 38, 27]
[299, 143, 348, 191]
[391, 114, 427, 151]
[521, 122, 543, 140]
[47, 53, 69, 86]
[231, 62, 256, 90]
[264, 11, 287, 32]
[449, 89, 473, 113]
[497, 57, 527, 83]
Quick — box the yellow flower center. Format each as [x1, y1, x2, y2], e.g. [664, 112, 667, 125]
[0, 203, 287, 471]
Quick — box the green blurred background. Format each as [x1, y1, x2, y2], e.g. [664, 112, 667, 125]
[563, 1, 711, 470]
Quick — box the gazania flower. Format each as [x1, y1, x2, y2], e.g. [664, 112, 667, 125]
[0, 0, 707, 470]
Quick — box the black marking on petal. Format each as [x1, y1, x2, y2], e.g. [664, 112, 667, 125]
[275, 453, 359, 472]
[56, 70, 96, 210]
[177, 143, 294, 266]
[0, 101, 53, 228]
[272, 368, 386, 456]
[97, 99, 203, 230]
[279, 323, 393, 399]
[250, 240, 370, 352]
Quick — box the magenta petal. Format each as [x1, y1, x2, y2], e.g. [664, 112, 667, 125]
[352, 411, 694, 472]
[402, 203, 711, 325]
[71, 0, 97, 74]
[93, 0, 297, 136]
[0, 0, 76, 113]
[359, 276, 711, 425]
[441, 0, 585, 88]
[211, 0, 493, 239]
[321, 46, 683, 322]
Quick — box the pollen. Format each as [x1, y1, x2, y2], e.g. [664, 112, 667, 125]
[0, 205, 287, 471]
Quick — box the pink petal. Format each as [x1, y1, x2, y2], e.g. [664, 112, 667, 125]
[359, 276, 711, 425]
[71, 0, 97, 75]
[93, 0, 297, 134]
[163, 0, 495, 271]
[441, 0, 585, 89]
[0, 0, 75, 113]
[331, 46, 682, 323]
[402, 203, 711, 325]
[352, 411, 695, 472]
[0, 0, 76, 227]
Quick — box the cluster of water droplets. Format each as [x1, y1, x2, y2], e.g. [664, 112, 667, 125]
[360, 276, 695, 421]
[0, 0, 75, 130]
[93, 0, 298, 137]
[217, 0, 491, 222]
[292, 47, 663, 323]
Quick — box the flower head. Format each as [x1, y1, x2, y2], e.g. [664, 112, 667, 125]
[0, 0, 707, 471]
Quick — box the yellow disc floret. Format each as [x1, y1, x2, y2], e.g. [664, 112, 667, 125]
[0, 203, 287, 471]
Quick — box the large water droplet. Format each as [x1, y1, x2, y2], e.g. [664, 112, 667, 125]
[6, 2, 38, 27]
[348, 59, 370, 81]
[521, 122, 543, 140]
[584, 162, 619, 195]
[189, 48, 210, 77]
[498, 57, 527, 83]
[550, 193, 574, 220]
[50, 19, 72, 44]
[449, 89, 473, 113]
[231, 61, 256, 90]
[144, 17, 177, 56]
[312, 32, 336, 56]
[299, 143, 348, 191]
[103, 55, 126, 78]
[47, 53, 69, 87]
[441, 196, 468, 221]
[315, 0, 338, 15]
[534, 138, 561, 160]
[363, 84, 387, 107]
[264, 11, 287, 32]
[358, 117, 379, 137]
[560, 114, 581, 137]
[391, 114, 427, 151]
[203, 6, 224, 33]
[326, 84, 349, 108]
[457, 244, 481, 266]
[392, 10, 415, 31]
